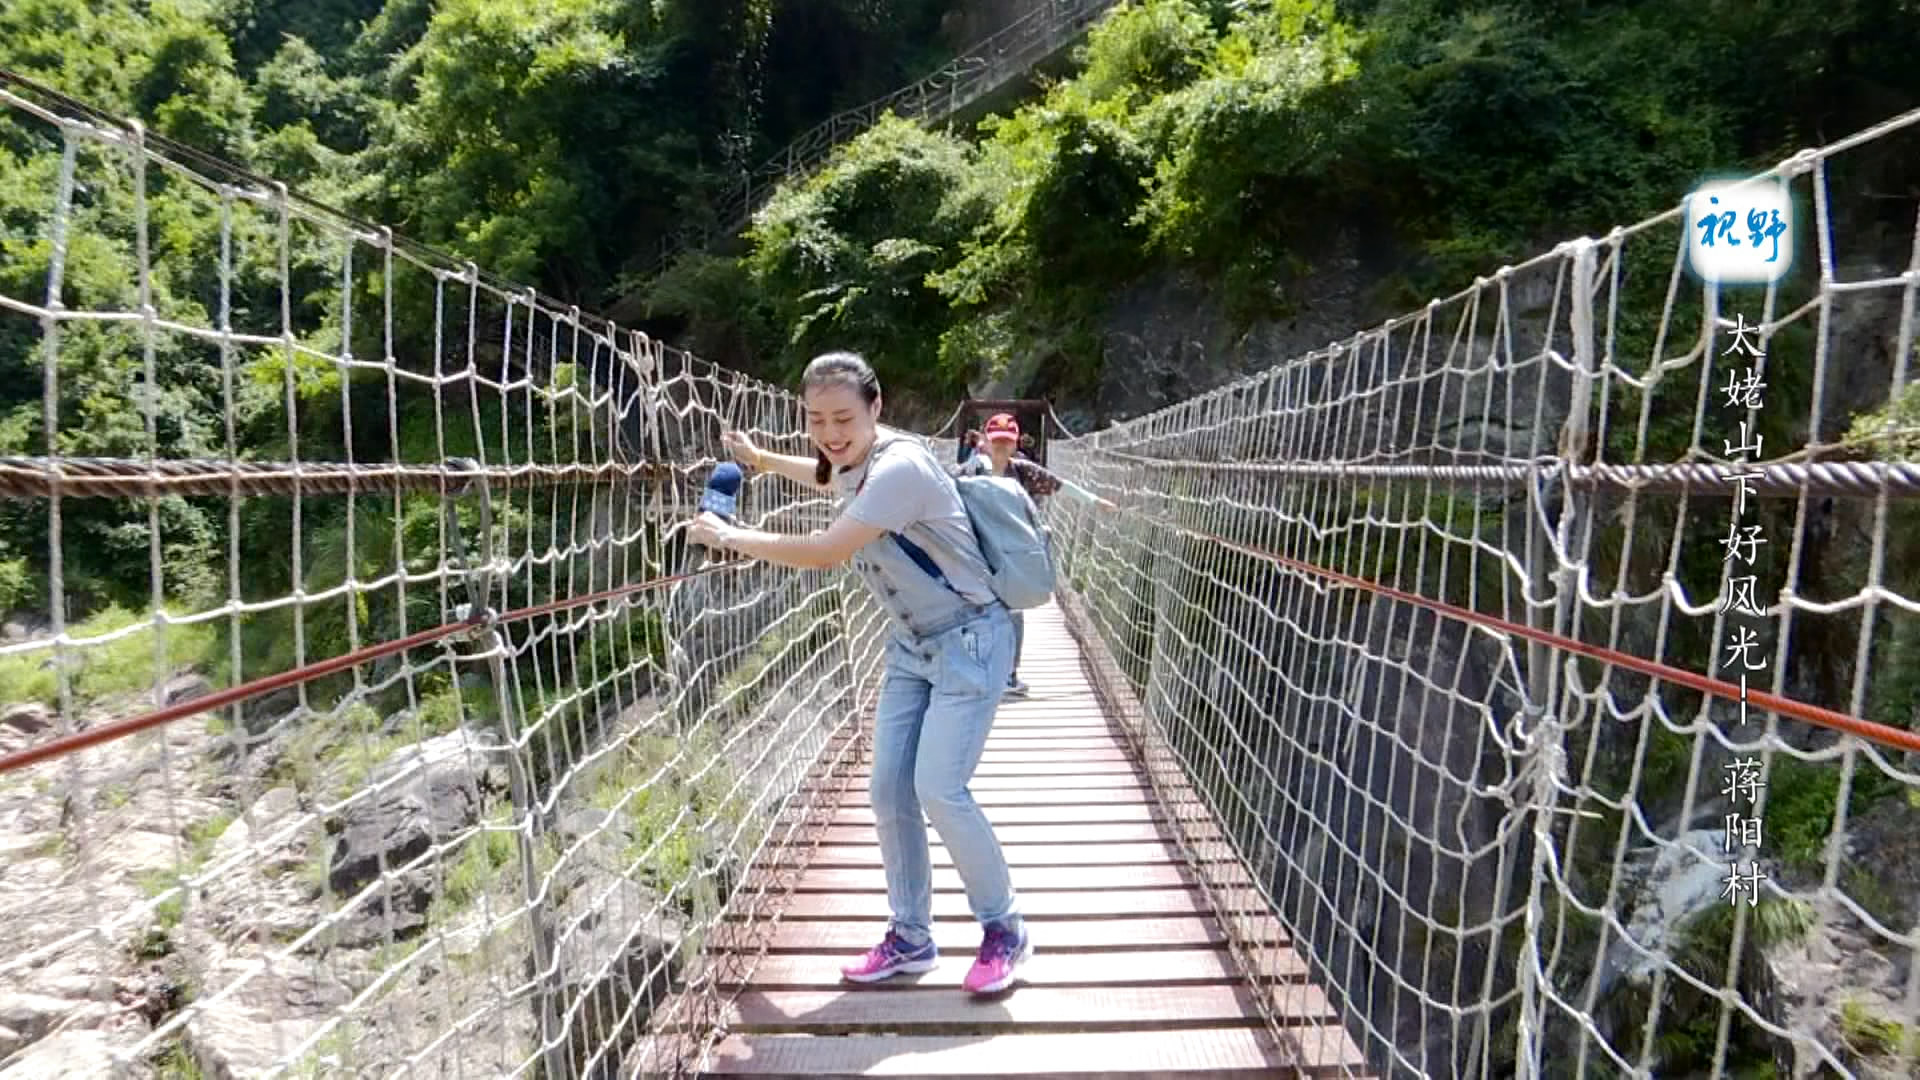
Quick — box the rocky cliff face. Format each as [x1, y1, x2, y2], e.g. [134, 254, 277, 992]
[992, 229, 1400, 435]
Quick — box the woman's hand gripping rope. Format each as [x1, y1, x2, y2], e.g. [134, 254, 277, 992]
[721, 428, 764, 472]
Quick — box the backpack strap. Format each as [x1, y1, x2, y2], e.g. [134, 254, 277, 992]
[891, 532, 953, 588]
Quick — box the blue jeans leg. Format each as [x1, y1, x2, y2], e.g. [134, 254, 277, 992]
[916, 610, 1022, 935]
[871, 659, 934, 947]
[1009, 609, 1025, 683]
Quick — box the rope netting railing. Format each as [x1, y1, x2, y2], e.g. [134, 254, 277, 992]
[1036, 111, 1920, 1078]
[637, 0, 1116, 283]
[0, 74, 890, 1078]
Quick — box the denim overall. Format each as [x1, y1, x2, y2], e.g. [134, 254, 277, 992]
[841, 436, 1022, 947]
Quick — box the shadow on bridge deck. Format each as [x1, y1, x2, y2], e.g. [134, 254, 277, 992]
[694, 602, 1372, 1078]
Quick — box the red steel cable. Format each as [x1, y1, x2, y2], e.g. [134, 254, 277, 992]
[1181, 522, 1920, 755]
[1032, 461, 1919, 756]
[0, 563, 732, 775]
[1089, 504, 1920, 761]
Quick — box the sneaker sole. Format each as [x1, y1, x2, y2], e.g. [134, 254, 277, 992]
[965, 938, 1034, 995]
[841, 956, 938, 984]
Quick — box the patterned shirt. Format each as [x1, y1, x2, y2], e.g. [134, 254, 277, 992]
[960, 453, 1061, 501]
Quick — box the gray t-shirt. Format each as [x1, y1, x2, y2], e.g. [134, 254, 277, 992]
[836, 429, 997, 605]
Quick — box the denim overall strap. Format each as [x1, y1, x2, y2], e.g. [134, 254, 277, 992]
[856, 442, 972, 605]
[844, 437, 993, 641]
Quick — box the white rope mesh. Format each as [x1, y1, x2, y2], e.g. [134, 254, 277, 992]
[1039, 112, 1920, 1078]
[0, 79, 879, 1077]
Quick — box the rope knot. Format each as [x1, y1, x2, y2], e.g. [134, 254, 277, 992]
[455, 603, 498, 636]
[443, 457, 484, 496]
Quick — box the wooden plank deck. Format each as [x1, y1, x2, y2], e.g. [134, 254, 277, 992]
[697, 602, 1369, 1078]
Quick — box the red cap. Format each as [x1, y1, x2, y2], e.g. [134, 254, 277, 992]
[984, 413, 1020, 443]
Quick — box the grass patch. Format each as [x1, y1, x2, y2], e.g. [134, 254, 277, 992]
[1839, 999, 1920, 1064]
[185, 811, 235, 867]
[331, 732, 421, 802]
[129, 809, 237, 960]
[426, 807, 519, 925]
[264, 695, 471, 800]
[291, 1019, 360, 1080]
[584, 726, 762, 922]
[710, 591, 838, 723]
[1597, 895, 1814, 1076]
[1763, 755, 1903, 874]
[0, 605, 216, 708]
[152, 1040, 206, 1079]
[136, 869, 188, 960]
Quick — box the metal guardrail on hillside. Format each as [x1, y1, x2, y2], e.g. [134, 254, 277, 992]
[636, 0, 1117, 284]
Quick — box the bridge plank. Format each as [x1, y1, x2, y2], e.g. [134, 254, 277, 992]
[1052, 592, 1375, 1079]
[806, 842, 1188, 868]
[776, 887, 1241, 921]
[792, 863, 1255, 893]
[820, 822, 1184, 846]
[847, 761, 1140, 776]
[755, 916, 1271, 953]
[721, 947, 1305, 990]
[826, 772, 1154, 791]
[828, 785, 1163, 807]
[702, 1028, 1296, 1077]
[718, 984, 1329, 1034]
[975, 727, 1119, 738]
[825, 802, 1162, 826]
[976, 742, 1130, 756]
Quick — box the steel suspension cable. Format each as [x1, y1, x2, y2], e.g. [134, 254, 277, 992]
[0, 562, 739, 775]
[1029, 458, 1920, 757]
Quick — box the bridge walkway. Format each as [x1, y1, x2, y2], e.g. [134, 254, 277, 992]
[696, 601, 1371, 1078]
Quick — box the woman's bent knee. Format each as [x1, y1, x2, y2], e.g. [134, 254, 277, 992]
[871, 773, 918, 821]
[913, 769, 976, 823]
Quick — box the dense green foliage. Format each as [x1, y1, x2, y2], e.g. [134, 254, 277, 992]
[652, 0, 1920, 406]
[0, 0, 959, 629]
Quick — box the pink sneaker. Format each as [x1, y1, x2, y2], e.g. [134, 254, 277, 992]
[961, 921, 1031, 995]
[840, 929, 938, 984]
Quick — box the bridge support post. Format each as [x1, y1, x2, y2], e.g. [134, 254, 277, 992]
[483, 631, 574, 1080]
[1510, 239, 1601, 1080]
[455, 462, 573, 1080]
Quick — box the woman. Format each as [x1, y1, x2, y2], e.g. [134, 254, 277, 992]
[957, 413, 1060, 699]
[688, 351, 1032, 995]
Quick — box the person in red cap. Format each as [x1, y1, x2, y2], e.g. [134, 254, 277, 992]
[959, 413, 1058, 697]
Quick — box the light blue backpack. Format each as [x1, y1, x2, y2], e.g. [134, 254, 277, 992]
[947, 471, 1056, 609]
[872, 441, 1057, 610]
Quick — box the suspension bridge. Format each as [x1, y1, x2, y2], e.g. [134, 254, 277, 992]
[4, 58, 1920, 1080]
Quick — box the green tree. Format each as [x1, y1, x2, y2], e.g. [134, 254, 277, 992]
[744, 115, 988, 397]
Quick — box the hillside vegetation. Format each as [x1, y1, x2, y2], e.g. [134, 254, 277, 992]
[648, 0, 1920, 407]
[0, 0, 959, 625]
